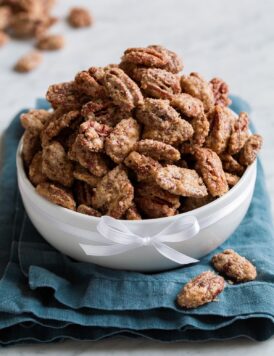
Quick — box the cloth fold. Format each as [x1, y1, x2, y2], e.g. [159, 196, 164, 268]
[0, 97, 274, 346]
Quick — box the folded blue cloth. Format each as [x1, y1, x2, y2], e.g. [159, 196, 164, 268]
[0, 97, 274, 346]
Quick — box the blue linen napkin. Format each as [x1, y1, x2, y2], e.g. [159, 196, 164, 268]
[0, 97, 274, 346]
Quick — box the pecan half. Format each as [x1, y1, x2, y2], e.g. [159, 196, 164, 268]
[73, 164, 100, 187]
[74, 67, 106, 98]
[124, 151, 161, 182]
[210, 77, 231, 107]
[46, 82, 82, 110]
[212, 249, 257, 282]
[36, 182, 76, 210]
[20, 109, 51, 134]
[227, 112, 249, 155]
[177, 271, 225, 309]
[134, 139, 180, 161]
[29, 151, 47, 186]
[14, 51, 42, 72]
[170, 93, 204, 119]
[239, 134, 262, 166]
[77, 204, 101, 217]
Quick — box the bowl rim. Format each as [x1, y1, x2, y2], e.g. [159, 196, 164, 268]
[16, 136, 257, 225]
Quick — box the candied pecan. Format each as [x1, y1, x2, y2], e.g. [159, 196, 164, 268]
[170, 93, 204, 119]
[220, 153, 244, 175]
[140, 68, 181, 100]
[46, 82, 82, 110]
[124, 151, 161, 182]
[210, 77, 231, 107]
[155, 165, 207, 197]
[239, 134, 262, 166]
[135, 139, 180, 161]
[74, 181, 94, 206]
[121, 47, 169, 68]
[36, 182, 76, 210]
[135, 182, 180, 218]
[148, 45, 183, 73]
[135, 98, 180, 127]
[74, 67, 106, 98]
[105, 118, 140, 163]
[22, 130, 41, 166]
[103, 67, 143, 111]
[28, 151, 47, 186]
[67, 7, 92, 28]
[205, 105, 235, 154]
[42, 141, 74, 187]
[74, 119, 112, 153]
[228, 112, 249, 155]
[36, 34, 64, 50]
[142, 116, 194, 147]
[177, 271, 225, 309]
[0, 30, 8, 46]
[180, 72, 215, 113]
[212, 249, 257, 282]
[191, 113, 210, 146]
[20, 109, 51, 133]
[180, 195, 215, 213]
[225, 172, 240, 187]
[91, 165, 134, 218]
[77, 204, 101, 217]
[194, 147, 228, 197]
[124, 204, 142, 220]
[41, 110, 80, 146]
[14, 51, 42, 72]
[0, 6, 11, 30]
[73, 164, 100, 187]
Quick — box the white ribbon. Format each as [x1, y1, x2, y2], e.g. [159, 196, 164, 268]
[79, 215, 200, 265]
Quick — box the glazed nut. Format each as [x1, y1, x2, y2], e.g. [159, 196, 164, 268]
[177, 271, 225, 309]
[210, 77, 231, 107]
[67, 7, 93, 28]
[14, 51, 42, 73]
[0, 31, 9, 47]
[77, 204, 101, 217]
[170, 93, 204, 119]
[211, 249, 257, 282]
[124, 151, 161, 182]
[36, 34, 65, 50]
[239, 134, 262, 166]
[134, 139, 180, 161]
[36, 182, 76, 210]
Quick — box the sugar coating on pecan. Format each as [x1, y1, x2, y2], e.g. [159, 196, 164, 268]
[103, 67, 143, 111]
[75, 68, 106, 98]
[74, 181, 94, 206]
[220, 153, 245, 176]
[136, 98, 180, 127]
[191, 113, 210, 146]
[205, 105, 235, 154]
[121, 47, 169, 69]
[211, 249, 257, 282]
[36, 182, 76, 210]
[124, 204, 142, 220]
[67, 7, 93, 28]
[177, 271, 225, 309]
[0, 6, 12, 31]
[142, 116, 194, 147]
[73, 164, 100, 187]
[181, 72, 215, 113]
[20, 109, 51, 133]
[41, 110, 80, 146]
[134, 139, 180, 161]
[239, 134, 262, 166]
[46, 82, 82, 110]
[105, 118, 140, 163]
[22, 130, 41, 166]
[155, 165, 207, 197]
[91, 165, 134, 218]
[124, 151, 161, 182]
[135, 182, 180, 218]
[140, 68, 181, 100]
[36, 34, 64, 50]
[28, 151, 47, 186]
[170, 93, 204, 119]
[77, 204, 101, 217]
[180, 195, 215, 213]
[228, 112, 249, 155]
[14, 51, 42, 72]
[210, 77, 231, 107]
[195, 147, 228, 197]
[225, 172, 240, 187]
[42, 141, 74, 187]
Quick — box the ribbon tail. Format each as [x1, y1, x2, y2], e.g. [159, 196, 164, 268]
[153, 240, 199, 265]
[79, 242, 141, 257]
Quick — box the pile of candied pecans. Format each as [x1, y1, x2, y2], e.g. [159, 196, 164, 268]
[20, 45, 263, 220]
[0, 0, 92, 72]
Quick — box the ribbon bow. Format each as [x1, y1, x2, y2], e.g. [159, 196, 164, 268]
[79, 215, 200, 265]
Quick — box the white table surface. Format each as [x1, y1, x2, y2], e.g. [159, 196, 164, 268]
[1, 0, 274, 354]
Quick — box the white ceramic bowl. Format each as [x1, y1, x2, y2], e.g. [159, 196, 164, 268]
[16, 139, 257, 272]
